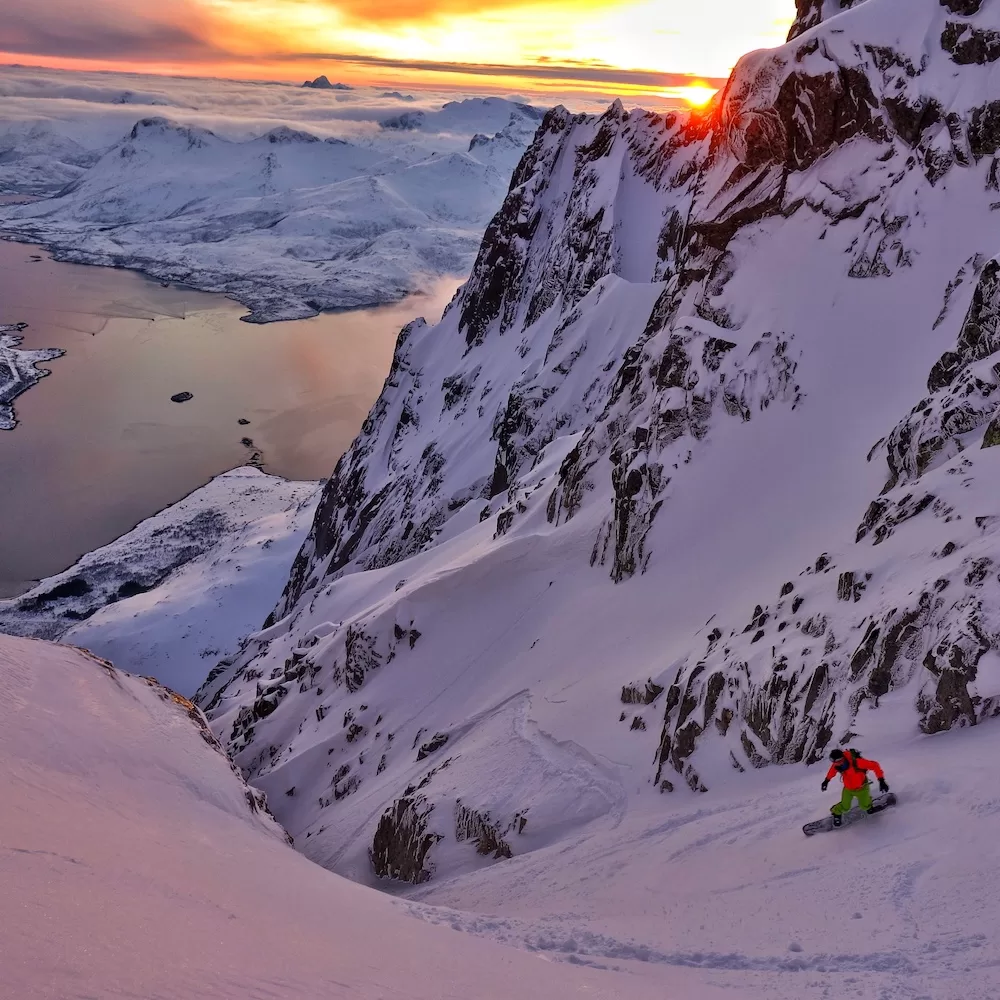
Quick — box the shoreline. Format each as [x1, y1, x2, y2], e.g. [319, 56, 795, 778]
[0, 227, 457, 324]
[0, 238, 459, 595]
[0, 321, 65, 432]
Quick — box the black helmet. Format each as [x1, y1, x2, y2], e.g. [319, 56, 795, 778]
[829, 748, 845, 761]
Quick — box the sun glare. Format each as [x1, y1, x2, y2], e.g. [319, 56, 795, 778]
[678, 83, 717, 108]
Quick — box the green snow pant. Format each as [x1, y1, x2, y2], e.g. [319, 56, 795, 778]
[831, 783, 872, 816]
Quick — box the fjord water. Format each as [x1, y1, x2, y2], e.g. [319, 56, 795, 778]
[0, 240, 459, 596]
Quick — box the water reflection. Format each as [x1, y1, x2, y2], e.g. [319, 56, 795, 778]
[0, 239, 461, 595]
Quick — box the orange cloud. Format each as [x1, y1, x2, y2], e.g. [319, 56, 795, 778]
[0, 0, 792, 100]
[283, 0, 590, 20]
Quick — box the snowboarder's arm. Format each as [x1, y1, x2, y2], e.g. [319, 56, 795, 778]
[857, 757, 884, 779]
[825, 763, 838, 781]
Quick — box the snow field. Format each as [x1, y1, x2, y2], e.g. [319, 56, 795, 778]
[0, 632, 720, 1000]
[409, 718, 1000, 1000]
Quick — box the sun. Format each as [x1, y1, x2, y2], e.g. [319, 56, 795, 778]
[677, 83, 717, 108]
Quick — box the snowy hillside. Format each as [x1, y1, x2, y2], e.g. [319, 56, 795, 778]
[0, 468, 319, 696]
[0, 72, 545, 320]
[189, 0, 1000, 916]
[2, 633, 684, 1000]
[0, 322, 63, 430]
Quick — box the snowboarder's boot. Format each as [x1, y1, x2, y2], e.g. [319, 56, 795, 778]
[832, 813, 842, 828]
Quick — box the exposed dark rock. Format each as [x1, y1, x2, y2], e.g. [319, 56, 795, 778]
[968, 101, 1000, 159]
[342, 625, 381, 692]
[787, 1, 868, 42]
[170, 391, 193, 403]
[941, 21, 1000, 65]
[302, 76, 352, 90]
[621, 679, 665, 704]
[883, 95, 943, 148]
[964, 557, 992, 586]
[416, 732, 449, 760]
[919, 622, 994, 733]
[459, 107, 577, 348]
[252, 681, 287, 720]
[454, 802, 516, 859]
[984, 417, 1000, 448]
[703, 671, 726, 725]
[837, 571, 866, 602]
[370, 796, 442, 883]
[940, 0, 983, 14]
[32, 577, 91, 602]
[787, 1, 826, 42]
[875, 259, 1000, 500]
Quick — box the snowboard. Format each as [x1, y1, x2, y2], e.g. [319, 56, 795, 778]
[802, 791, 897, 836]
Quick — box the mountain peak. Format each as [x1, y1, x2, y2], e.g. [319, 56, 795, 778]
[302, 75, 353, 90]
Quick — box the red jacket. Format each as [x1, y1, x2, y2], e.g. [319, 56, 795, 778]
[826, 751, 884, 791]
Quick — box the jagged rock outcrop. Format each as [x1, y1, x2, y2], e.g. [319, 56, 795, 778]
[880, 261, 1000, 491]
[789, 1, 869, 39]
[370, 795, 442, 882]
[454, 802, 526, 859]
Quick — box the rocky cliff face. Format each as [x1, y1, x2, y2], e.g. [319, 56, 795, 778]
[788, 0, 869, 40]
[199, 0, 1000, 883]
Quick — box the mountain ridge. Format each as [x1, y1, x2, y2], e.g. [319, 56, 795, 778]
[0, 99, 545, 321]
[192, 0, 1000, 884]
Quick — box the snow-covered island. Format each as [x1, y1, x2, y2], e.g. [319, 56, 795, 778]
[0, 322, 63, 429]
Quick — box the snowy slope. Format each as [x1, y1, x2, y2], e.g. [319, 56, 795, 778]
[405, 718, 1000, 1000]
[0, 468, 319, 695]
[0, 81, 546, 320]
[189, 0, 1000, 917]
[0, 122, 102, 196]
[0, 633, 686, 1000]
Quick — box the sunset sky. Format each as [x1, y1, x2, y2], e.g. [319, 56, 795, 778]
[1, 1, 794, 102]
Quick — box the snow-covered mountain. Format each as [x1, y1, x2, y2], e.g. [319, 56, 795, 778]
[0, 96, 545, 320]
[0, 123, 103, 196]
[188, 0, 1000, 900]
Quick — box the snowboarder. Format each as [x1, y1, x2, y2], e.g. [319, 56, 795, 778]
[821, 748, 889, 827]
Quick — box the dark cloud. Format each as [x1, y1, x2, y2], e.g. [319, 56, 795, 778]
[273, 50, 728, 90]
[0, 0, 224, 61]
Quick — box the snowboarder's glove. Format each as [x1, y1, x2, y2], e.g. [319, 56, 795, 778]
[821, 779, 829, 791]
[878, 778, 889, 793]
